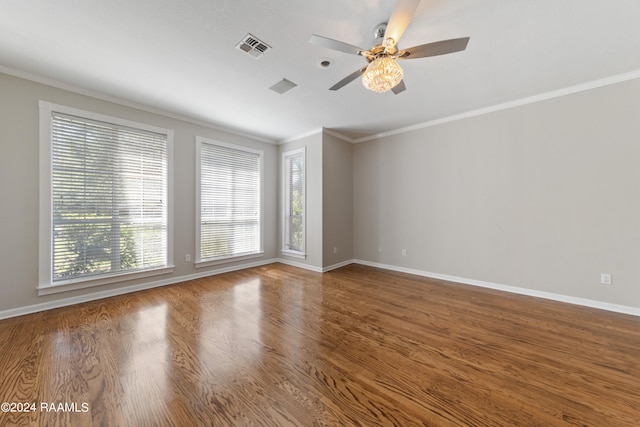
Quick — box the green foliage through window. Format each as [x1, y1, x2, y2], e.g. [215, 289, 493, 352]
[284, 149, 305, 253]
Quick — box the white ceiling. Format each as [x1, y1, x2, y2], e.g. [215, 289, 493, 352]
[1, 0, 640, 142]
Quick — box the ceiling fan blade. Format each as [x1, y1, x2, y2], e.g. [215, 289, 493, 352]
[384, 0, 421, 46]
[398, 37, 470, 59]
[329, 67, 367, 91]
[309, 34, 367, 56]
[391, 79, 406, 94]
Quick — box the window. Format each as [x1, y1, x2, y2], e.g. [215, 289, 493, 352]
[196, 137, 263, 265]
[282, 147, 305, 257]
[39, 101, 173, 294]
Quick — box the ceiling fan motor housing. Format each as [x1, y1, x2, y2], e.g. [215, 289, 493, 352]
[373, 23, 387, 43]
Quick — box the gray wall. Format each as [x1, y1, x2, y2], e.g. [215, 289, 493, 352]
[322, 130, 353, 268]
[354, 78, 640, 309]
[3, 69, 640, 314]
[0, 72, 278, 313]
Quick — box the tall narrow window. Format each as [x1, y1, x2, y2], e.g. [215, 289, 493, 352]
[282, 147, 305, 257]
[39, 101, 173, 292]
[196, 137, 263, 265]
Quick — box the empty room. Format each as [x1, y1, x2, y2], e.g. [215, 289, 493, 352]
[1, 0, 639, 425]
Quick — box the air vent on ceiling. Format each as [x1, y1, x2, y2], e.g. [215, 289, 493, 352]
[236, 33, 271, 59]
[269, 78, 298, 95]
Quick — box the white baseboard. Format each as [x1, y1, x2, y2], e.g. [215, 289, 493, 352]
[322, 259, 354, 272]
[0, 258, 278, 320]
[275, 257, 324, 273]
[3, 258, 638, 320]
[353, 259, 640, 317]
[275, 258, 353, 273]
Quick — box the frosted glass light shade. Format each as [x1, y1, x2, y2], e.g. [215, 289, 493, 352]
[362, 57, 404, 93]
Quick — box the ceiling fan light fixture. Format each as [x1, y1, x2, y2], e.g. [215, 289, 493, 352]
[362, 57, 404, 93]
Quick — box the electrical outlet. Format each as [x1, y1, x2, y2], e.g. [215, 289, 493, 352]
[401, 249, 407, 256]
[600, 273, 612, 285]
[333, 246, 337, 254]
[185, 254, 191, 262]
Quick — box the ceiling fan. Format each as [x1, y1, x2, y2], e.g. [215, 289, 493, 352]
[309, 0, 469, 94]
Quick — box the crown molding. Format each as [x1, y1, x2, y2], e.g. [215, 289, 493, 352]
[0, 65, 277, 145]
[6, 63, 640, 146]
[351, 68, 640, 143]
[322, 128, 356, 143]
[277, 127, 323, 144]
[277, 128, 358, 145]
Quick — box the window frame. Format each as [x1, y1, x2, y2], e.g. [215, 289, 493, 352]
[38, 101, 174, 296]
[281, 147, 306, 259]
[195, 136, 264, 268]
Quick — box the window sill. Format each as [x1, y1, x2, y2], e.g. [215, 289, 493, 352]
[195, 252, 264, 269]
[37, 266, 175, 296]
[281, 250, 307, 260]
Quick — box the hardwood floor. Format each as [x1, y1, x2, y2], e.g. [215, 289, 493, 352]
[1, 263, 639, 426]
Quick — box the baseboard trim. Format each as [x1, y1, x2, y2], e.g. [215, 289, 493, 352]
[4, 258, 638, 320]
[353, 259, 640, 317]
[0, 258, 279, 320]
[322, 259, 354, 272]
[276, 258, 324, 273]
[275, 258, 354, 273]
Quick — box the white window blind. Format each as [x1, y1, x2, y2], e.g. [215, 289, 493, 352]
[283, 148, 305, 254]
[198, 139, 262, 262]
[50, 112, 168, 283]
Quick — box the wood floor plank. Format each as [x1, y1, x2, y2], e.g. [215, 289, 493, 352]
[0, 314, 45, 427]
[1, 263, 639, 426]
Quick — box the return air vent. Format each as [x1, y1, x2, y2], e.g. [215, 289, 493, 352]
[269, 78, 297, 94]
[236, 33, 271, 59]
